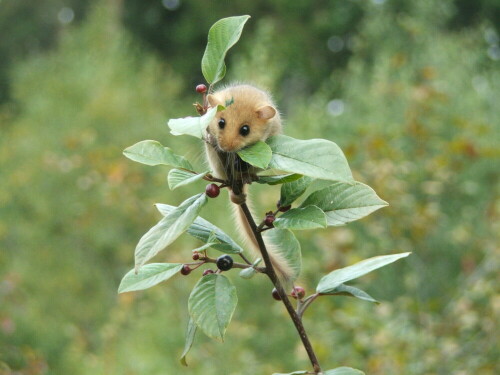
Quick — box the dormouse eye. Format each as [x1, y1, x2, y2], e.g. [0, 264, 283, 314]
[218, 118, 226, 129]
[239, 125, 250, 136]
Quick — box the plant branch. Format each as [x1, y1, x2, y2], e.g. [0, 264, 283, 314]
[239, 202, 322, 374]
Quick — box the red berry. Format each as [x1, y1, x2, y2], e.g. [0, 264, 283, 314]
[203, 269, 214, 276]
[272, 288, 281, 301]
[264, 213, 275, 227]
[196, 84, 207, 93]
[205, 183, 220, 198]
[180, 265, 191, 276]
[291, 286, 306, 299]
[192, 252, 200, 261]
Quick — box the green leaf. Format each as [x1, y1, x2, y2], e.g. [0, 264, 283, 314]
[264, 229, 302, 281]
[272, 371, 308, 375]
[256, 174, 303, 185]
[280, 176, 314, 207]
[188, 274, 237, 341]
[300, 181, 388, 226]
[201, 15, 251, 84]
[123, 140, 192, 170]
[167, 169, 209, 190]
[266, 135, 353, 182]
[168, 105, 221, 139]
[316, 253, 411, 294]
[135, 194, 208, 271]
[273, 206, 327, 230]
[180, 318, 197, 366]
[324, 367, 365, 375]
[236, 141, 272, 169]
[156, 204, 243, 254]
[321, 283, 379, 303]
[118, 263, 183, 293]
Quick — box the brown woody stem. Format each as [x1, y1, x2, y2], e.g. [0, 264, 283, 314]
[239, 202, 322, 374]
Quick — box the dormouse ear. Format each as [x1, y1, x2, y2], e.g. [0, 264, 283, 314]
[207, 94, 221, 107]
[256, 105, 276, 120]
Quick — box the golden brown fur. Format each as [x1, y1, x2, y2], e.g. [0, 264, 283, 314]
[204, 84, 293, 281]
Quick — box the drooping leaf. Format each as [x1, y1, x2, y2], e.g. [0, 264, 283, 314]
[266, 135, 353, 182]
[321, 283, 379, 303]
[201, 15, 251, 84]
[135, 194, 208, 271]
[273, 206, 327, 230]
[168, 105, 222, 139]
[316, 253, 411, 294]
[118, 263, 183, 293]
[168, 169, 209, 190]
[236, 141, 272, 169]
[188, 274, 237, 341]
[280, 176, 314, 207]
[264, 229, 301, 281]
[180, 318, 197, 366]
[156, 204, 243, 253]
[123, 140, 192, 170]
[324, 367, 365, 375]
[256, 174, 303, 185]
[300, 181, 388, 226]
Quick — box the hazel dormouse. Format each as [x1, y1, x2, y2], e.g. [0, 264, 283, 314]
[204, 84, 293, 281]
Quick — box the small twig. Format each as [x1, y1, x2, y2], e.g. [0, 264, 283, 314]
[238, 252, 253, 265]
[297, 293, 320, 319]
[239, 202, 322, 374]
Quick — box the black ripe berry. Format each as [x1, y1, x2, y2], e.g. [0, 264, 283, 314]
[203, 269, 215, 276]
[196, 84, 207, 93]
[216, 254, 234, 271]
[180, 265, 191, 276]
[264, 212, 275, 227]
[205, 183, 220, 198]
[272, 288, 281, 301]
[291, 286, 306, 299]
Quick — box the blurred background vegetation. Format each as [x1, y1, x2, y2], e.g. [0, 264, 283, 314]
[0, 0, 498, 374]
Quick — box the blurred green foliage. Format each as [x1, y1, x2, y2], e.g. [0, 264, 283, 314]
[0, 0, 499, 374]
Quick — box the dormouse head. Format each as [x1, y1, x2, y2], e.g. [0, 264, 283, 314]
[207, 85, 278, 152]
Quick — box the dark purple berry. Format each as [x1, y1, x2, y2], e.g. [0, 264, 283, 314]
[277, 201, 292, 212]
[196, 84, 207, 93]
[205, 183, 220, 198]
[203, 269, 215, 276]
[272, 288, 281, 301]
[180, 265, 191, 276]
[216, 254, 234, 271]
[291, 286, 306, 299]
[192, 252, 200, 261]
[264, 212, 275, 227]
